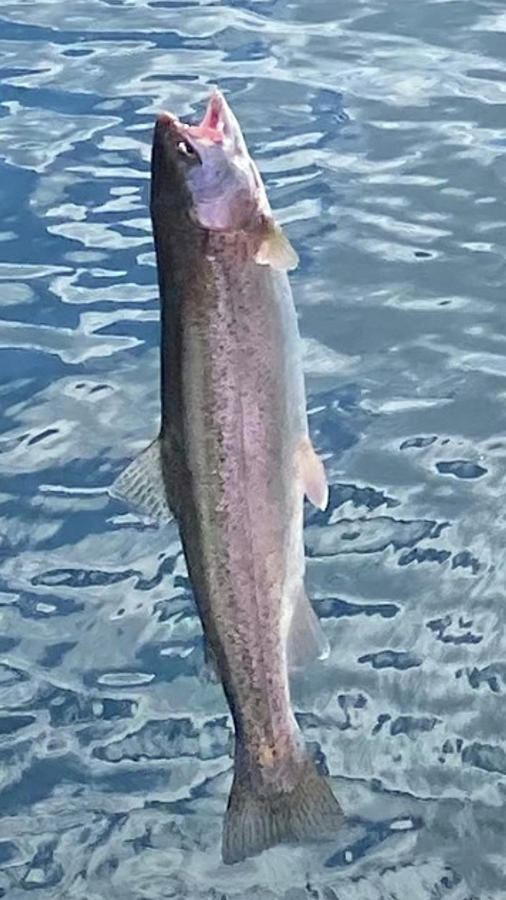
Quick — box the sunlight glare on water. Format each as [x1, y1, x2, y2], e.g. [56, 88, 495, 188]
[0, 0, 506, 897]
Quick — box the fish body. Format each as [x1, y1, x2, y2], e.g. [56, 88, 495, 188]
[114, 91, 342, 863]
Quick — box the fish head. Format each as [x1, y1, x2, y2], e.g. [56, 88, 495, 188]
[154, 90, 270, 232]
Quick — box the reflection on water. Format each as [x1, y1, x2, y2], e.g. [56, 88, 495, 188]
[0, 0, 506, 896]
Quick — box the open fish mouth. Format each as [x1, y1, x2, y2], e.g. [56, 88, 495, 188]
[187, 91, 228, 142]
[157, 90, 232, 155]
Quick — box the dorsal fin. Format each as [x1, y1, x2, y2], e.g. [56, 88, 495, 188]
[110, 437, 173, 524]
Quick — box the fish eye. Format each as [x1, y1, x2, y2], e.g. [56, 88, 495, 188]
[177, 140, 197, 159]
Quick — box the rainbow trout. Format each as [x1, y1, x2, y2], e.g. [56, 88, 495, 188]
[114, 90, 343, 863]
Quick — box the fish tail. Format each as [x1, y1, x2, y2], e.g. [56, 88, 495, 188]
[222, 752, 343, 865]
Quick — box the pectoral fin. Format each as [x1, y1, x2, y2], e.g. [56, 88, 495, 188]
[288, 587, 330, 669]
[297, 437, 329, 511]
[110, 437, 173, 524]
[254, 220, 299, 271]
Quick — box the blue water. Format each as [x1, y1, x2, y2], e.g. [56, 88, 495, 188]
[1, 0, 505, 896]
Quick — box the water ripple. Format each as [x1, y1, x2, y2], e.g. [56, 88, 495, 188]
[0, 0, 505, 896]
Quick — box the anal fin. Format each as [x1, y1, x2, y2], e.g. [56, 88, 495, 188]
[110, 437, 173, 524]
[288, 587, 329, 669]
[297, 436, 329, 511]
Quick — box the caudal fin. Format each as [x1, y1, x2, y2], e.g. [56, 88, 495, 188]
[222, 755, 343, 865]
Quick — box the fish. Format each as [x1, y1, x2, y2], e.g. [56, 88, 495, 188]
[113, 89, 343, 864]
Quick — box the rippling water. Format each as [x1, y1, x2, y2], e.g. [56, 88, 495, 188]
[1, 0, 506, 896]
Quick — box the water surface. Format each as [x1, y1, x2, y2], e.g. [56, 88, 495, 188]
[1, 0, 506, 897]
